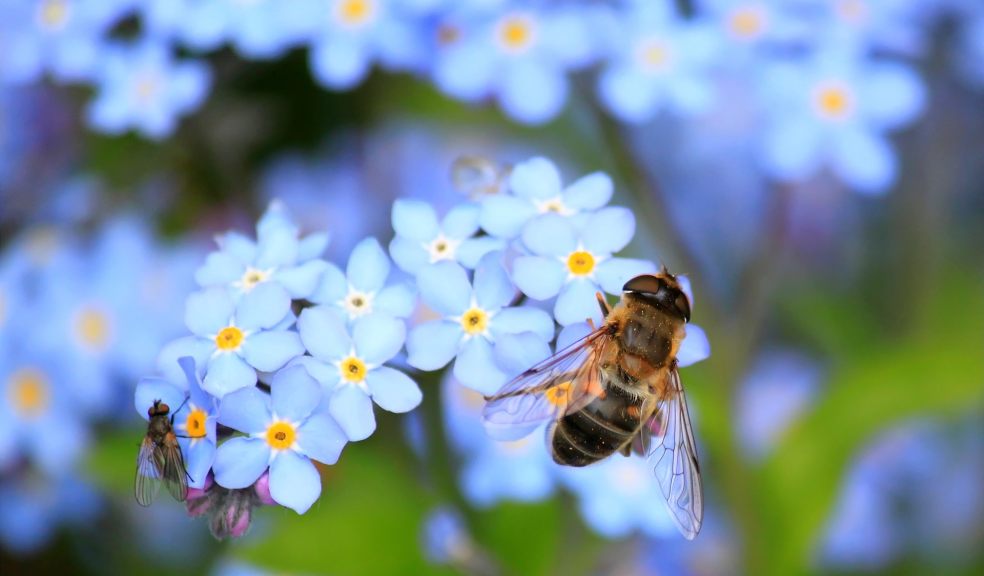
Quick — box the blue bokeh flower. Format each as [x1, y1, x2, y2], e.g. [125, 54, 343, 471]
[86, 41, 211, 139]
[212, 365, 347, 514]
[0, 472, 101, 555]
[296, 307, 421, 441]
[510, 210, 655, 325]
[406, 255, 554, 394]
[479, 156, 613, 240]
[389, 199, 503, 275]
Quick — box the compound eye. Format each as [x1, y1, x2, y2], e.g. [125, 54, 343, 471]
[623, 274, 661, 294]
[674, 293, 692, 322]
[147, 406, 155, 418]
[158, 403, 170, 414]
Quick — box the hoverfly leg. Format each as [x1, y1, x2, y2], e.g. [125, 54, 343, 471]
[595, 292, 612, 318]
[168, 396, 191, 425]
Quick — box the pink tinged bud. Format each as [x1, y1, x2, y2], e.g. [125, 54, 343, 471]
[186, 491, 211, 518]
[225, 503, 251, 538]
[253, 472, 276, 506]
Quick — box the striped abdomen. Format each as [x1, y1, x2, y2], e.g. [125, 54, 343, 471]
[549, 376, 646, 467]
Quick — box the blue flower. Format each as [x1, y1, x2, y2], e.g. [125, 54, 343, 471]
[171, 283, 304, 398]
[758, 48, 926, 194]
[407, 255, 554, 394]
[479, 157, 613, 239]
[596, 1, 720, 123]
[212, 365, 347, 514]
[422, 506, 474, 566]
[135, 356, 218, 489]
[85, 40, 211, 139]
[954, 5, 984, 90]
[195, 201, 329, 300]
[0, 473, 101, 555]
[296, 307, 421, 441]
[389, 199, 503, 275]
[511, 210, 655, 325]
[309, 237, 416, 323]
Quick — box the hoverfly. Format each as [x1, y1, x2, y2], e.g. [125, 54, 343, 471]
[135, 398, 189, 507]
[483, 269, 703, 539]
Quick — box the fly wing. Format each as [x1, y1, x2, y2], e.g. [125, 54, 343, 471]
[161, 434, 189, 502]
[648, 368, 703, 540]
[134, 437, 163, 507]
[482, 326, 614, 441]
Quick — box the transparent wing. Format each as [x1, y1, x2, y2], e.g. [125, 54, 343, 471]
[161, 434, 189, 502]
[134, 438, 163, 507]
[482, 327, 613, 440]
[648, 368, 703, 540]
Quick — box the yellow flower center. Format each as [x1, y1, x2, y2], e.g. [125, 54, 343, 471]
[496, 14, 535, 53]
[75, 306, 111, 351]
[460, 308, 488, 336]
[185, 408, 207, 439]
[8, 368, 49, 418]
[545, 381, 572, 407]
[336, 0, 375, 27]
[637, 38, 671, 72]
[38, 0, 69, 30]
[134, 74, 159, 102]
[728, 6, 765, 39]
[215, 326, 245, 351]
[239, 266, 269, 291]
[340, 356, 367, 383]
[265, 421, 296, 451]
[566, 251, 596, 276]
[814, 82, 854, 121]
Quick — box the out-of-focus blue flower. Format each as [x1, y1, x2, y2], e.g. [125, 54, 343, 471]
[135, 357, 218, 489]
[170, 283, 304, 398]
[407, 255, 554, 394]
[212, 365, 347, 514]
[596, 1, 720, 123]
[296, 307, 421, 441]
[479, 156, 613, 240]
[758, 48, 925, 194]
[804, 0, 934, 56]
[196, 201, 330, 300]
[736, 350, 821, 461]
[389, 199, 503, 275]
[85, 41, 211, 139]
[309, 237, 416, 323]
[953, 3, 984, 90]
[511, 210, 655, 325]
[0, 472, 101, 555]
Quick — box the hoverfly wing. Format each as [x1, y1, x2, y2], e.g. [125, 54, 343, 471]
[134, 437, 164, 507]
[648, 368, 703, 540]
[161, 434, 189, 502]
[482, 326, 613, 441]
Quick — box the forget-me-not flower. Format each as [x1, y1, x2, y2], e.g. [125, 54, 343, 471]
[296, 307, 422, 441]
[0, 473, 101, 555]
[212, 365, 347, 514]
[389, 199, 503, 275]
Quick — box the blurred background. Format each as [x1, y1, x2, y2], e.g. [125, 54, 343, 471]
[1, 0, 983, 575]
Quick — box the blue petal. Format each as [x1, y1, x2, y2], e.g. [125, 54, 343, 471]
[509, 157, 563, 200]
[473, 252, 514, 311]
[183, 439, 216, 489]
[829, 127, 895, 194]
[489, 307, 555, 342]
[203, 353, 257, 398]
[271, 365, 321, 422]
[366, 366, 422, 413]
[392, 199, 439, 242]
[242, 330, 304, 372]
[433, 41, 495, 100]
[276, 259, 329, 299]
[236, 282, 291, 331]
[564, 172, 613, 211]
[298, 231, 330, 261]
[493, 332, 553, 376]
[761, 116, 823, 180]
[457, 236, 507, 269]
[454, 337, 508, 396]
[499, 59, 568, 124]
[678, 324, 711, 367]
[270, 450, 321, 514]
[479, 196, 537, 239]
[389, 236, 429, 275]
[310, 36, 370, 90]
[216, 231, 257, 264]
[557, 321, 597, 350]
[554, 279, 602, 326]
[329, 385, 376, 441]
[347, 237, 390, 292]
[417, 261, 471, 316]
[512, 257, 566, 300]
[595, 258, 657, 295]
[297, 306, 351, 361]
[195, 252, 244, 287]
[521, 213, 576, 257]
[134, 377, 185, 421]
[309, 262, 347, 305]
[217, 385, 271, 433]
[375, 283, 416, 318]
[255, 223, 299, 270]
[213, 437, 270, 489]
[353, 314, 406, 365]
[859, 63, 925, 129]
[598, 64, 660, 123]
[581, 207, 636, 256]
[157, 336, 214, 384]
[289, 356, 341, 390]
[441, 203, 481, 239]
[407, 321, 462, 371]
[185, 288, 234, 336]
[296, 413, 347, 464]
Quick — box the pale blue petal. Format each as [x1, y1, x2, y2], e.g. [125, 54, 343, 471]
[289, 356, 341, 390]
[185, 288, 234, 336]
[276, 259, 329, 299]
[157, 337, 214, 384]
[309, 262, 347, 304]
[859, 63, 925, 129]
[598, 64, 661, 123]
[829, 128, 896, 195]
[203, 353, 257, 398]
[677, 324, 710, 367]
[494, 332, 552, 376]
[134, 377, 185, 421]
[509, 157, 563, 200]
[417, 261, 471, 316]
[347, 237, 390, 292]
[554, 279, 602, 326]
[353, 314, 406, 365]
[213, 437, 269, 489]
[453, 337, 508, 395]
[216, 232, 256, 264]
[441, 203, 480, 239]
[521, 213, 576, 257]
[392, 199, 439, 242]
[272, 365, 321, 421]
[311, 36, 370, 90]
[557, 321, 597, 350]
[270, 451, 321, 514]
[217, 385, 271, 433]
[297, 306, 351, 361]
[236, 282, 292, 331]
[458, 237, 507, 269]
[329, 385, 376, 441]
[433, 42, 495, 100]
[389, 236, 429, 274]
[296, 413, 346, 464]
[407, 321, 462, 370]
[582, 207, 636, 255]
[298, 231, 330, 261]
[761, 117, 823, 180]
[489, 307, 554, 342]
[195, 252, 244, 286]
[366, 366, 422, 413]
[595, 258, 657, 295]
[473, 252, 514, 311]
[479, 196, 537, 239]
[242, 331, 304, 372]
[499, 59, 568, 124]
[183, 440, 215, 490]
[375, 283, 416, 318]
[564, 172, 613, 210]
[255, 225, 299, 269]
[512, 257, 566, 300]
